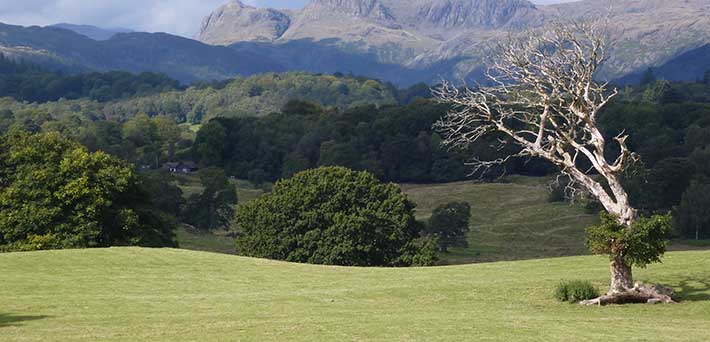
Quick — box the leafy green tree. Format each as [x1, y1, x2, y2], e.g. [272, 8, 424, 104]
[154, 116, 182, 160]
[0, 109, 13, 133]
[0, 132, 176, 251]
[645, 158, 695, 210]
[281, 151, 312, 178]
[639, 68, 656, 87]
[99, 174, 179, 248]
[642, 80, 683, 104]
[426, 202, 471, 252]
[317, 140, 358, 169]
[675, 182, 710, 240]
[587, 213, 672, 269]
[234, 167, 436, 266]
[183, 167, 237, 230]
[138, 170, 184, 217]
[193, 120, 227, 167]
[123, 113, 158, 147]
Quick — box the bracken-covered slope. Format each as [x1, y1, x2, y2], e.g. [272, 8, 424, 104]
[1, 248, 709, 341]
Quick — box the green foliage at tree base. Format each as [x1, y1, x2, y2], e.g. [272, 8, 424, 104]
[233, 166, 436, 266]
[586, 212, 672, 268]
[554, 280, 600, 303]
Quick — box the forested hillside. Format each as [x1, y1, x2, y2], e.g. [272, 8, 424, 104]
[1, 61, 710, 250]
[105, 72, 399, 122]
[0, 23, 283, 83]
[0, 67, 403, 123]
[0, 54, 181, 103]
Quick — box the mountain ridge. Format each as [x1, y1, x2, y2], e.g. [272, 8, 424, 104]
[50, 23, 133, 41]
[1, 0, 710, 86]
[0, 22, 284, 83]
[198, 0, 710, 82]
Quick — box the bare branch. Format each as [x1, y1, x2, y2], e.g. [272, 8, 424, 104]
[434, 21, 638, 225]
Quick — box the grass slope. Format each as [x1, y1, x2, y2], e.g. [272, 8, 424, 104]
[403, 176, 598, 264]
[1, 248, 709, 341]
[176, 175, 599, 263]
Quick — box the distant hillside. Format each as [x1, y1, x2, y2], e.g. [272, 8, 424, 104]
[50, 23, 133, 41]
[0, 72, 399, 123]
[0, 54, 181, 103]
[0, 23, 283, 83]
[198, 0, 710, 83]
[100, 72, 399, 122]
[228, 39, 456, 86]
[0, 21, 444, 86]
[618, 44, 710, 85]
[2, 1, 710, 85]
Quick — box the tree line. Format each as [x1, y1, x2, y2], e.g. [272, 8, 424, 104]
[0, 54, 181, 103]
[1, 62, 709, 242]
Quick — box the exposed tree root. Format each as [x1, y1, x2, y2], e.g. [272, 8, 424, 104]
[580, 282, 678, 306]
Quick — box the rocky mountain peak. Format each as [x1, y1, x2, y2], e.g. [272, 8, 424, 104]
[301, 0, 396, 22]
[196, 0, 291, 45]
[409, 0, 539, 30]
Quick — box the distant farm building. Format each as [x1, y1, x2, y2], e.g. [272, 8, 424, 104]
[165, 161, 198, 174]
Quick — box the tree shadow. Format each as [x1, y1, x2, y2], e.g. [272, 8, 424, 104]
[673, 278, 710, 302]
[0, 313, 50, 328]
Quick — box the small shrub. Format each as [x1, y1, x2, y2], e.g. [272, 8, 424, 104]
[554, 280, 600, 303]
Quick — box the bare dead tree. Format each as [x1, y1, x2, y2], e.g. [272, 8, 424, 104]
[434, 22, 674, 304]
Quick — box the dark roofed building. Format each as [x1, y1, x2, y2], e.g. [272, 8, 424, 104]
[165, 161, 198, 174]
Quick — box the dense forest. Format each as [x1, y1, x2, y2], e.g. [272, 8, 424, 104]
[0, 58, 709, 242]
[0, 54, 181, 103]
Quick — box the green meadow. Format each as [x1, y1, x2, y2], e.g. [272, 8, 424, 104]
[1, 248, 709, 341]
[176, 175, 600, 263]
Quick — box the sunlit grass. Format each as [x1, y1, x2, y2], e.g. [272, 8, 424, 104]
[1, 248, 708, 341]
[402, 176, 599, 263]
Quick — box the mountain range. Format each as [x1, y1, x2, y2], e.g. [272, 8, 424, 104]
[50, 23, 133, 41]
[198, 0, 710, 82]
[1, 0, 709, 85]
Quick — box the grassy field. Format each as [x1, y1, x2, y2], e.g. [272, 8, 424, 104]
[175, 226, 235, 255]
[1, 248, 709, 341]
[174, 175, 265, 255]
[174, 174, 266, 202]
[402, 176, 599, 264]
[175, 175, 599, 263]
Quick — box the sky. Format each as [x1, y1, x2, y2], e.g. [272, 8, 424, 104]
[0, 0, 578, 38]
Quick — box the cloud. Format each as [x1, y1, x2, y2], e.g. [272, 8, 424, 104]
[0, 0, 578, 37]
[0, 0, 227, 37]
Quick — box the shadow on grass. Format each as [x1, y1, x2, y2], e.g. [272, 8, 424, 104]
[675, 278, 710, 302]
[0, 313, 50, 328]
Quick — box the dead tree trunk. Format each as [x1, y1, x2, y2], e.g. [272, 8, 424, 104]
[610, 256, 633, 294]
[434, 22, 674, 305]
[581, 282, 677, 305]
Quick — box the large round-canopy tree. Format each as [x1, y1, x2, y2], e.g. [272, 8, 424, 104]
[233, 166, 436, 266]
[0, 131, 177, 251]
[434, 22, 673, 305]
